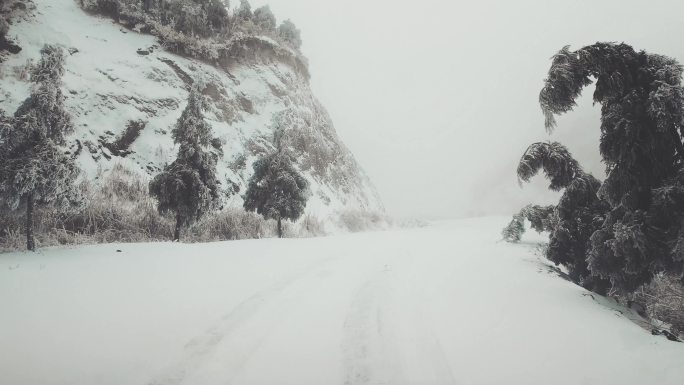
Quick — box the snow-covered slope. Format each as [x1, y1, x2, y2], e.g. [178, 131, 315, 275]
[1, 217, 682, 385]
[0, 0, 383, 218]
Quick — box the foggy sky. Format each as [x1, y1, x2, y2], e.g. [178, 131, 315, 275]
[256, 0, 684, 219]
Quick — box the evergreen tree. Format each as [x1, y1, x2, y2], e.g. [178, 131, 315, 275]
[149, 84, 220, 241]
[513, 142, 611, 293]
[278, 19, 301, 49]
[235, 0, 252, 21]
[253, 5, 276, 32]
[540, 43, 684, 292]
[0, 14, 9, 43]
[243, 147, 309, 238]
[0, 45, 81, 251]
[205, 0, 230, 34]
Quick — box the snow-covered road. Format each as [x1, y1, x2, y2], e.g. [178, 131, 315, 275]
[1, 218, 683, 385]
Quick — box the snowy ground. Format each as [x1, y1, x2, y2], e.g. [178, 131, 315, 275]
[1, 217, 683, 385]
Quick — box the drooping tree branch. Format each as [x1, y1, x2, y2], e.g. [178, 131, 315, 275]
[516, 141, 584, 191]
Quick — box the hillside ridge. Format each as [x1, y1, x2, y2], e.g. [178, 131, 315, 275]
[0, 0, 383, 222]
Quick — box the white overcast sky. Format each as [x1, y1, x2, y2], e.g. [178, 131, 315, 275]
[255, 0, 684, 219]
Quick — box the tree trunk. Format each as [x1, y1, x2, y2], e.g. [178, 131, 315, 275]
[26, 192, 35, 252]
[277, 217, 282, 239]
[174, 213, 182, 242]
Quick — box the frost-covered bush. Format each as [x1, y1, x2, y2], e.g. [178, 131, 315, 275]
[502, 215, 525, 243]
[633, 274, 684, 338]
[187, 207, 275, 241]
[297, 213, 326, 237]
[337, 210, 387, 233]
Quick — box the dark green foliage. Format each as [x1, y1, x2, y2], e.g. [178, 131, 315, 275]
[149, 86, 220, 241]
[278, 19, 301, 49]
[540, 42, 684, 292]
[502, 215, 525, 243]
[0, 1, 23, 53]
[253, 5, 276, 32]
[81, 0, 230, 37]
[502, 204, 555, 243]
[0, 14, 8, 41]
[517, 142, 582, 191]
[521, 204, 556, 233]
[0, 45, 81, 251]
[243, 151, 309, 238]
[235, 0, 252, 21]
[588, 169, 684, 292]
[550, 174, 611, 293]
[511, 141, 611, 293]
[0, 109, 11, 145]
[162, 0, 229, 37]
[502, 204, 556, 242]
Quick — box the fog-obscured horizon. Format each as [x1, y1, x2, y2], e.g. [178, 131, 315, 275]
[257, 0, 684, 219]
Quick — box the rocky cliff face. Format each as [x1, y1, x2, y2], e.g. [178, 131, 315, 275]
[0, 0, 383, 220]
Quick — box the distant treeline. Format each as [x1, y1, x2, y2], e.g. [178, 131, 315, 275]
[78, 0, 307, 74]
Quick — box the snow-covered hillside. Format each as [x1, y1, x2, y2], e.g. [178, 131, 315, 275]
[0, 0, 382, 219]
[1, 217, 682, 385]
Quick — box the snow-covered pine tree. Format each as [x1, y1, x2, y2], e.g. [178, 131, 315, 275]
[0, 45, 81, 251]
[513, 141, 610, 293]
[236, 0, 252, 21]
[540, 43, 684, 292]
[243, 133, 309, 238]
[0, 2, 21, 54]
[0, 13, 8, 42]
[253, 5, 276, 32]
[149, 84, 221, 241]
[278, 20, 302, 49]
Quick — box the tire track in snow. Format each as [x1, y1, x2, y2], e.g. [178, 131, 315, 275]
[148, 257, 335, 385]
[342, 279, 377, 385]
[406, 257, 459, 385]
[407, 265, 459, 385]
[342, 269, 404, 385]
[341, 252, 458, 385]
[413, 318, 458, 385]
